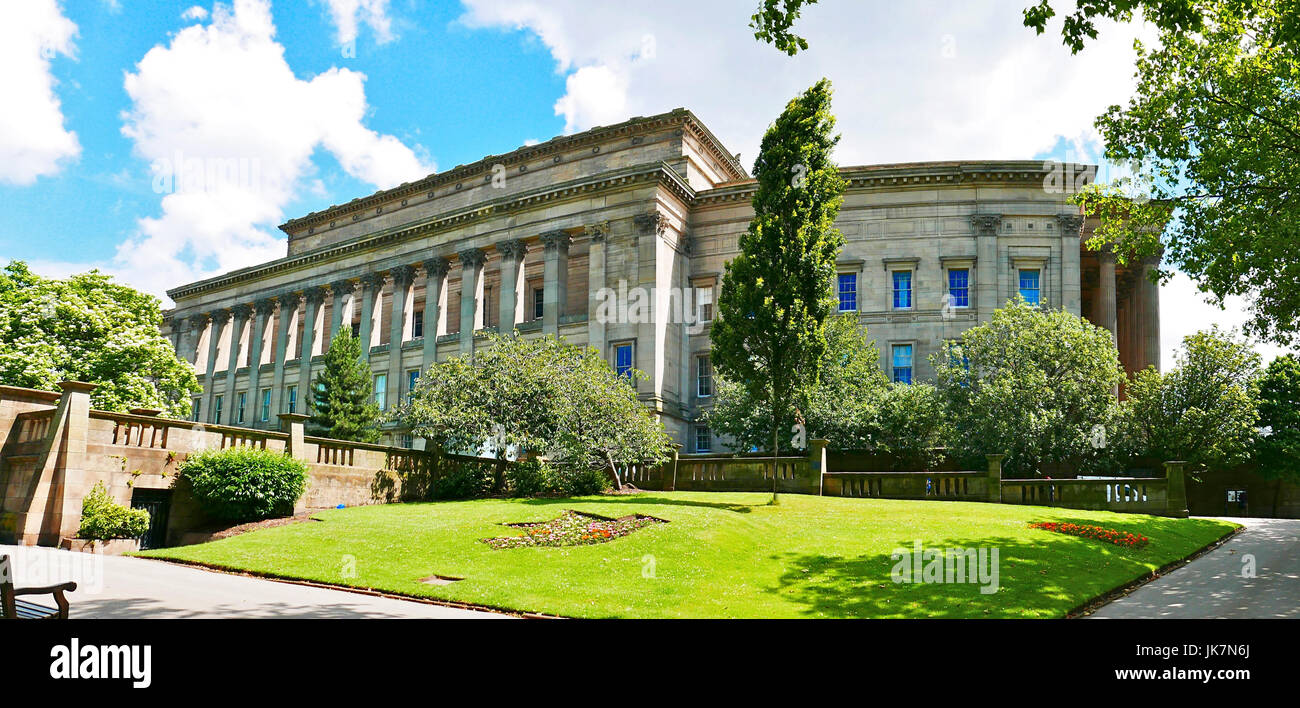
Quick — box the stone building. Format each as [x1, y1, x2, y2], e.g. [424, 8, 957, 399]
[161, 108, 1161, 451]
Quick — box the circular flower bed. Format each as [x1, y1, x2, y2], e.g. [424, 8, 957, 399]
[1028, 521, 1149, 548]
[484, 510, 664, 549]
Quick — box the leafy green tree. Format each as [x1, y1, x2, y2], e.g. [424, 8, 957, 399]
[711, 79, 845, 494]
[1046, 1, 1300, 345]
[871, 383, 952, 470]
[705, 314, 887, 451]
[1252, 354, 1300, 512]
[0, 260, 200, 417]
[1122, 327, 1261, 473]
[932, 298, 1124, 477]
[308, 330, 381, 443]
[750, 0, 820, 55]
[1022, 0, 1212, 53]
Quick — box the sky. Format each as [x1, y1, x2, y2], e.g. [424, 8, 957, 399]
[0, 0, 1291, 367]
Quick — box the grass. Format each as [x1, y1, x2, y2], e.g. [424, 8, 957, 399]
[137, 492, 1238, 618]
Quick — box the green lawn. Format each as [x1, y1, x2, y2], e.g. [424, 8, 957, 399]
[137, 493, 1237, 618]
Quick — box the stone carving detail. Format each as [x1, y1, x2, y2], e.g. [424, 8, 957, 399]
[231, 304, 252, 320]
[208, 308, 230, 323]
[304, 286, 327, 305]
[360, 273, 386, 290]
[423, 258, 450, 278]
[1056, 214, 1084, 237]
[540, 231, 571, 252]
[970, 214, 1003, 235]
[389, 265, 415, 285]
[458, 248, 487, 268]
[584, 221, 610, 242]
[497, 239, 528, 260]
[330, 280, 355, 297]
[254, 298, 277, 316]
[635, 211, 668, 237]
[275, 292, 301, 310]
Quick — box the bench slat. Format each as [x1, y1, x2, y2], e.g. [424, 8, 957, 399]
[13, 599, 59, 619]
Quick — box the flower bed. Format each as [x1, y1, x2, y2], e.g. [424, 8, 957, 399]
[1029, 521, 1149, 548]
[484, 510, 664, 549]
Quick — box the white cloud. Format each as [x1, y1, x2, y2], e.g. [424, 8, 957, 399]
[0, 0, 81, 185]
[103, 0, 431, 303]
[1160, 272, 1294, 368]
[321, 0, 394, 46]
[182, 6, 209, 21]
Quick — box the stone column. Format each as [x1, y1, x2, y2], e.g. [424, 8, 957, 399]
[422, 258, 449, 368]
[458, 248, 486, 357]
[497, 239, 527, 333]
[201, 309, 226, 422]
[49, 381, 96, 545]
[1098, 249, 1118, 345]
[986, 454, 1005, 503]
[247, 298, 275, 428]
[329, 279, 354, 342]
[387, 265, 414, 407]
[1057, 214, 1083, 315]
[221, 305, 251, 425]
[972, 215, 1001, 321]
[1141, 253, 1162, 372]
[586, 222, 609, 356]
[1163, 460, 1189, 518]
[808, 438, 829, 495]
[269, 294, 295, 419]
[358, 273, 384, 361]
[541, 230, 572, 335]
[298, 287, 325, 412]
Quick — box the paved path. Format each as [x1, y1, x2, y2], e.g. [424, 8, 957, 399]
[0, 545, 505, 619]
[1090, 518, 1299, 619]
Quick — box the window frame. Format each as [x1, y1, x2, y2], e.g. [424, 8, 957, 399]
[836, 272, 858, 313]
[374, 373, 388, 411]
[613, 340, 635, 380]
[891, 269, 914, 310]
[891, 342, 915, 384]
[694, 425, 712, 453]
[260, 388, 271, 422]
[696, 354, 713, 398]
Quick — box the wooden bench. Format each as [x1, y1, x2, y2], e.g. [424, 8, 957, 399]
[0, 554, 77, 619]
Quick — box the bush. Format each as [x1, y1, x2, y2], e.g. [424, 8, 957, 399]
[550, 465, 611, 496]
[179, 448, 309, 522]
[432, 459, 495, 500]
[78, 482, 150, 541]
[505, 458, 551, 497]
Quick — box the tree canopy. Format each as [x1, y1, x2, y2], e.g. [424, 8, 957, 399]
[1252, 353, 1300, 486]
[0, 260, 200, 417]
[750, 0, 820, 55]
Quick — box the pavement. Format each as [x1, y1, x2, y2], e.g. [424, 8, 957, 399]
[1089, 517, 1299, 619]
[0, 544, 506, 619]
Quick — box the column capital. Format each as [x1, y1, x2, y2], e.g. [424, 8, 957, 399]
[1140, 247, 1165, 268]
[359, 272, 386, 290]
[330, 279, 355, 297]
[458, 247, 487, 268]
[1096, 247, 1117, 264]
[187, 313, 209, 331]
[254, 298, 277, 316]
[634, 212, 667, 237]
[231, 303, 253, 319]
[497, 238, 528, 261]
[1055, 213, 1084, 236]
[540, 230, 572, 252]
[585, 221, 610, 242]
[423, 257, 450, 278]
[207, 307, 230, 322]
[304, 286, 327, 306]
[970, 213, 1003, 236]
[389, 264, 416, 285]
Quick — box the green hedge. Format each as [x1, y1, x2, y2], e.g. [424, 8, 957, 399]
[78, 482, 150, 541]
[179, 447, 308, 522]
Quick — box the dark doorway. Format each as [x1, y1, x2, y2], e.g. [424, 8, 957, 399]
[130, 488, 172, 550]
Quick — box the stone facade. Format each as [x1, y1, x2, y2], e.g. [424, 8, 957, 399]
[161, 108, 1161, 451]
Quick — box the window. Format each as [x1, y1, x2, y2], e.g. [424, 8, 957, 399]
[614, 342, 634, 380]
[892, 344, 914, 384]
[837, 273, 858, 312]
[947, 268, 970, 308]
[482, 286, 493, 328]
[260, 388, 271, 422]
[192, 398, 202, 422]
[413, 310, 424, 339]
[407, 369, 420, 401]
[1019, 269, 1041, 306]
[696, 355, 713, 398]
[694, 425, 712, 453]
[400, 434, 414, 449]
[286, 385, 297, 414]
[892, 271, 913, 309]
[374, 374, 387, 410]
[533, 287, 545, 320]
[698, 285, 714, 322]
[351, 322, 360, 338]
[213, 395, 223, 424]
[236, 392, 247, 424]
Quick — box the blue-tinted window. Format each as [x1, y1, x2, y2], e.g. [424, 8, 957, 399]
[892, 271, 912, 309]
[948, 268, 969, 308]
[1019, 269, 1041, 306]
[286, 385, 297, 414]
[192, 398, 202, 422]
[695, 425, 712, 453]
[236, 392, 247, 424]
[260, 388, 271, 422]
[374, 374, 387, 410]
[213, 395, 223, 424]
[407, 370, 420, 400]
[892, 344, 913, 384]
[837, 273, 857, 312]
[615, 343, 634, 379]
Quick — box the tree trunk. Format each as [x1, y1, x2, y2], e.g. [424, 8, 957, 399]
[604, 452, 623, 491]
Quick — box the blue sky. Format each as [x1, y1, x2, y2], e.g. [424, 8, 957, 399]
[0, 0, 1289, 364]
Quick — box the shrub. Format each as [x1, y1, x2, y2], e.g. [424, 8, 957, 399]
[432, 460, 495, 500]
[78, 482, 150, 541]
[179, 447, 308, 522]
[550, 465, 611, 497]
[505, 458, 551, 497]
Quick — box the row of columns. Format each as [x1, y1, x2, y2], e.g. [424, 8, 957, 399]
[174, 225, 602, 427]
[1095, 248, 1163, 373]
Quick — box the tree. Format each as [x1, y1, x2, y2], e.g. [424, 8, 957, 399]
[1032, 1, 1300, 345]
[750, 0, 820, 55]
[392, 333, 671, 491]
[705, 314, 887, 452]
[308, 330, 381, 443]
[0, 260, 200, 417]
[1252, 354, 1300, 513]
[870, 383, 951, 471]
[932, 298, 1124, 477]
[1122, 327, 1261, 473]
[711, 79, 845, 495]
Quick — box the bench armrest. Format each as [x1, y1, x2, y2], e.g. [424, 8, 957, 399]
[12, 582, 77, 618]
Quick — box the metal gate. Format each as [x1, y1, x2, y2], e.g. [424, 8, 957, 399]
[130, 488, 172, 550]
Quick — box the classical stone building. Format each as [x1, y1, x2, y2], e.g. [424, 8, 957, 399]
[162, 108, 1161, 451]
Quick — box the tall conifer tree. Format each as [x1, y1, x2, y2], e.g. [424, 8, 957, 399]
[309, 330, 381, 443]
